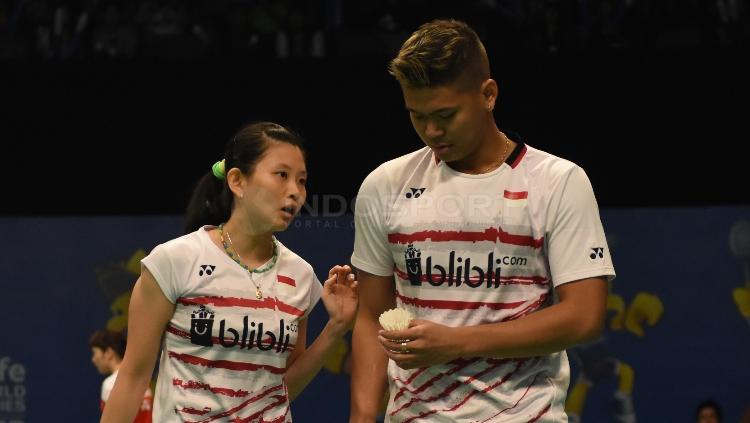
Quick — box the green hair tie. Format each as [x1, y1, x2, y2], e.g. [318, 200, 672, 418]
[212, 159, 226, 180]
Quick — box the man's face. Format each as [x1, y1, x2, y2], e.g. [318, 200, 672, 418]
[90, 347, 109, 375]
[401, 80, 488, 164]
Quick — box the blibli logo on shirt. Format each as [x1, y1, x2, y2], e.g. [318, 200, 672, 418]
[190, 305, 215, 346]
[404, 243, 527, 288]
[188, 305, 293, 353]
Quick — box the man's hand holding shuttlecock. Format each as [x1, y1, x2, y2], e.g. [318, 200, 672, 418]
[378, 308, 462, 370]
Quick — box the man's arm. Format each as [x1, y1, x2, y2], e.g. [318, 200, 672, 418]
[380, 277, 607, 369]
[350, 269, 396, 423]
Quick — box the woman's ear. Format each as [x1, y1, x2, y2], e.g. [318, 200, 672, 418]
[226, 167, 245, 199]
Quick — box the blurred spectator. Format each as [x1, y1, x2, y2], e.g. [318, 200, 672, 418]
[696, 399, 722, 423]
[1, 0, 748, 61]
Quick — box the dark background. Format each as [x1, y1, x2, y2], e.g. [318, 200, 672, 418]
[2, 0, 749, 215]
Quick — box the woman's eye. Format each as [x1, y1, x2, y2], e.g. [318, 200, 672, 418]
[277, 171, 288, 179]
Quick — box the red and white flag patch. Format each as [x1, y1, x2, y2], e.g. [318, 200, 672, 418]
[277, 275, 296, 287]
[503, 190, 528, 208]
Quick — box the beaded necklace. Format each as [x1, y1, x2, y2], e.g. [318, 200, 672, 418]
[218, 223, 278, 299]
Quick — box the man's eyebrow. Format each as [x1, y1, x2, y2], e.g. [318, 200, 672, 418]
[405, 106, 456, 115]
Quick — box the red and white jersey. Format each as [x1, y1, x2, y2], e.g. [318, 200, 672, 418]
[142, 226, 322, 422]
[101, 370, 153, 423]
[352, 138, 615, 422]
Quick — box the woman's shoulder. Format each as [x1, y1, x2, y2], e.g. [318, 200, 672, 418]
[275, 240, 318, 282]
[149, 226, 213, 260]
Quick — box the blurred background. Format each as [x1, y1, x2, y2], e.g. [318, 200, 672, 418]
[1, 1, 749, 422]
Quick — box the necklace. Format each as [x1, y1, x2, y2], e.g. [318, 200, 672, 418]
[218, 223, 278, 299]
[479, 136, 510, 173]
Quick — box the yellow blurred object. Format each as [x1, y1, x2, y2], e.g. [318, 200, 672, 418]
[617, 361, 634, 394]
[608, 294, 626, 331]
[125, 249, 147, 275]
[733, 286, 750, 318]
[565, 377, 591, 416]
[322, 337, 349, 374]
[624, 292, 664, 337]
[107, 292, 131, 332]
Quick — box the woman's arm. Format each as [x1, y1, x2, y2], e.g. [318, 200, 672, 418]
[284, 266, 358, 401]
[101, 268, 174, 422]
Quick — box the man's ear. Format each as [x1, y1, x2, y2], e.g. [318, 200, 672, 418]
[481, 78, 498, 111]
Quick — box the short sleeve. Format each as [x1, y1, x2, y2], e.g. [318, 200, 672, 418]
[305, 272, 323, 318]
[351, 168, 395, 276]
[546, 166, 616, 286]
[141, 244, 178, 304]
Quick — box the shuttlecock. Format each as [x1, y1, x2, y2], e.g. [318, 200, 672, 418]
[378, 308, 413, 331]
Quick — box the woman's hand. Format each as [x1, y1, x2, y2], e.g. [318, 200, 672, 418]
[321, 265, 359, 337]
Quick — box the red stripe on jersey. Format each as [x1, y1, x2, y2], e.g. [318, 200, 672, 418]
[393, 269, 549, 286]
[275, 301, 304, 317]
[393, 358, 481, 402]
[177, 296, 304, 317]
[181, 383, 285, 423]
[388, 227, 543, 249]
[503, 190, 528, 200]
[393, 359, 513, 419]
[501, 293, 549, 321]
[510, 145, 527, 169]
[165, 324, 296, 351]
[167, 351, 285, 374]
[277, 275, 296, 287]
[177, 407, 211, 415]
[396, 359, 526, 422]
[396, 292, 526, 311]
[166, 324, 196, 339]
[476, 371, 542, 423]
[234, 397, 289, 423]
[173, 378, 250, 398]
[392, 367, 429, 386]
[527, 403, 552, 422]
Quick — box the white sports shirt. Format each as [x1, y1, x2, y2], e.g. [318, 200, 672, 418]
[142, 226, 322, 422]
[352, 138, 615, 422]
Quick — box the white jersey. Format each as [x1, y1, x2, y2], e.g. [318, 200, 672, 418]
[142, 226, 322, 422]
[352, 138, 615, 422]
[101, 370, 153, 422]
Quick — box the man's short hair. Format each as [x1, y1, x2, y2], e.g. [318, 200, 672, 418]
[388, 19, 490, 89]
[89, 329, 126, 359]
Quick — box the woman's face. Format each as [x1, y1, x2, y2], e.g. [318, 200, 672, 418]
[239, 141, 307, 232]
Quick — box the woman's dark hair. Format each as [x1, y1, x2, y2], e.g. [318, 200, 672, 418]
[89, 329, 127, 359]
[184, 122, 305, 233]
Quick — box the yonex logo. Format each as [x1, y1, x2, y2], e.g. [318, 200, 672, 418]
[589, 248, 604, 259]
[405, 187, 426, 199]
[199, 265, 216, 276]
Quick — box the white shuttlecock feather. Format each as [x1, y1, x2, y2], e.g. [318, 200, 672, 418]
[378, 308, 413, 331]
